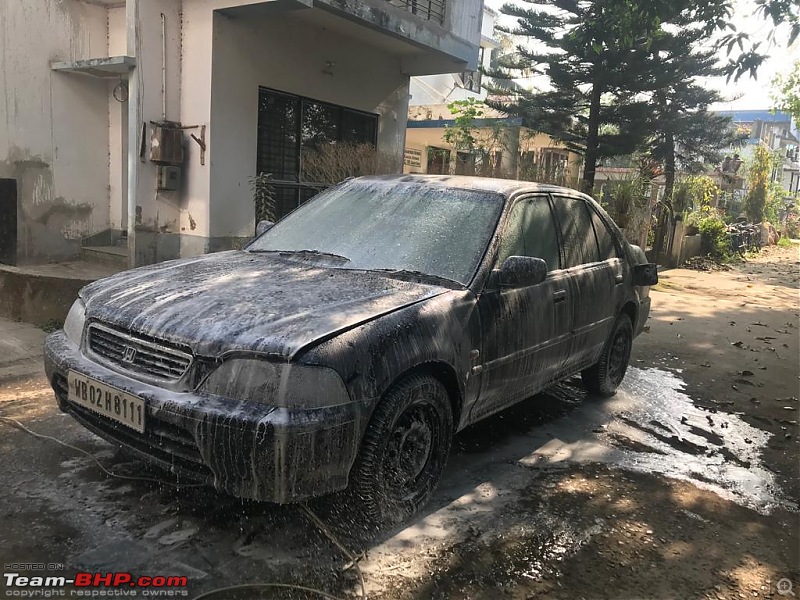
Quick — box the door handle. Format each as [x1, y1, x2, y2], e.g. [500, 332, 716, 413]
[553, 289, 567, 303]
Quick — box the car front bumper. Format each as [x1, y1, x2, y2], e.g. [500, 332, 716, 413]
[43, 331, 363, 503]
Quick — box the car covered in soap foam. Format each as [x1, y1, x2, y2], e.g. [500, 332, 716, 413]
[44, 175, 656, 524]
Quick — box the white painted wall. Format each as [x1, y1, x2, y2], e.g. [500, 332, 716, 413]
[410, 7, 496, 106]
[448, 0, 484, 51]
[177, 0, 216, 245]
[0, 0, 111, 263]
[108, 7, 127, 57]
[129, 0, 183, 240]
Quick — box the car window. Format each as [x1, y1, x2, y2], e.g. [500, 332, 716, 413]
[550, 195, 601, 267]
[496, 196, 561, 271]
[589, 206, 618, 260]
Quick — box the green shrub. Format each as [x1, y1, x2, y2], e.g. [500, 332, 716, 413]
[785, 213, 800, 239]
[778, 237, 793, 248]
[687, 209, 730, 260]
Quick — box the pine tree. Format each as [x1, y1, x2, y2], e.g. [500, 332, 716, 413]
[488, 0, 659, 192]
[486, 0, 774, 192]
[632, 29, 746, 203]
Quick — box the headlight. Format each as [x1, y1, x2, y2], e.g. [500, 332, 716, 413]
[63, 299, 86, 346]
[199, 358, 351, 408]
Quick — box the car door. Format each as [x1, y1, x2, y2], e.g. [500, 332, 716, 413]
[471, 194, 573, 422]
[549, 194, 620, 371]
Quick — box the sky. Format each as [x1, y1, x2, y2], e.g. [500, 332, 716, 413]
[483, 0, 799, 112]
[708, 0, 799, 110]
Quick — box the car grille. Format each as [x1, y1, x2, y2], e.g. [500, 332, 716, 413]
[87, 323, 192, 382]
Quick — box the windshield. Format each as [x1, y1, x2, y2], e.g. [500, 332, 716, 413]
[247, 179, 504, 285]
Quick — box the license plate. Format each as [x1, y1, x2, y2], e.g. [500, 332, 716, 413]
[67, 371, 146, 433]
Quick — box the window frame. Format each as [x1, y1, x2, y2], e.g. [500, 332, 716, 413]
[256, 87, 379, 219]
[492, 193, 564, 274]
[548, 194, 604, 269]
[586, 201, 623, 261]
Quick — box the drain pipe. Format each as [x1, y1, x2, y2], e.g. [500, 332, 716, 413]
[161, 13, 167, 121]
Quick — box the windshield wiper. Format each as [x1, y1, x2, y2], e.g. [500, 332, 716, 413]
[251, 249, 350, 262]
[367, 268, 463, 288]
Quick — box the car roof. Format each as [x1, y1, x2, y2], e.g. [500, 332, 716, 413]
[356, 174, 591, 200]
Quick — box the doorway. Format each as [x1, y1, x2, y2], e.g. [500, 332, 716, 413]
[0, 179, 17, 265]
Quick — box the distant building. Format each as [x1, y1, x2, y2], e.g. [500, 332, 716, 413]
[714, 110, 800, 204]
[404, 8, 581, 184]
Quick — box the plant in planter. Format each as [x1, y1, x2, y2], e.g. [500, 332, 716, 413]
[249, 172, 276, 225]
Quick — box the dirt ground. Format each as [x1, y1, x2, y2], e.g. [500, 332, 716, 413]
[0, 245, 798, 600]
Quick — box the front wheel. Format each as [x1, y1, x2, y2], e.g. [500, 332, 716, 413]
[350, 374, 453, 527]
[582, 313, 633, 396]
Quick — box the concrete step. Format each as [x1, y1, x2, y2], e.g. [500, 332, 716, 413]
[81, 246, 127, 268]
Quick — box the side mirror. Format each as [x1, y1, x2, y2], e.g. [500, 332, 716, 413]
[497, 256, 548, 289]
[633, 263, 658, 287]
[256, 220, 274, 236]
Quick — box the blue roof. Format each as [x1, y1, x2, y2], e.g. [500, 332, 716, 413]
[715, 109, 793, 123]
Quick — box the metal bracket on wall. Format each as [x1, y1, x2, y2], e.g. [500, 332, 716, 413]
[187, 125, 207, 166]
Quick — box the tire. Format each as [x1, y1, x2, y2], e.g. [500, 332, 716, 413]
[582, 313, 633, 397]
[350, 373, 453, 527]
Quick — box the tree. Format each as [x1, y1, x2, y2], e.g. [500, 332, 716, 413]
[489, 0, 670, 192]
[718, 0, 800, 81]
[442, 98, 485, 153]
[771, 61, 800, 122]
[744, 144, 774, 222]
[631, 28, 746, 203]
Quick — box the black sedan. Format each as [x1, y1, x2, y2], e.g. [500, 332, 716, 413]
[44, 175, 656, 524]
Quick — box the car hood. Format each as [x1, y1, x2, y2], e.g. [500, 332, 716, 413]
[80, 251, 450, 359]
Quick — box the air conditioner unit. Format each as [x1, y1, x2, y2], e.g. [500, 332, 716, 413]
[150, 123, 184, 165]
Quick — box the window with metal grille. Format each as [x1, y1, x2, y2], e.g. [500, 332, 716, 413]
[257, 88, 378, 219]
[385, 0, 446, 25]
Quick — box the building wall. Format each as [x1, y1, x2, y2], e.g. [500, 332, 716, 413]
[409, 7, 496, 106]
[0, 0, 111, 264]
[2, 0, 481, 266]
[404, 125, 581, 184]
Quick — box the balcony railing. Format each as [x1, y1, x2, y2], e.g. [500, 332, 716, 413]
[385, 0, 446, 25]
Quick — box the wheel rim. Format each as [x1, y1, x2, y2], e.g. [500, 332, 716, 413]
[607, 328, 631, 387]
[383, 401, 438, 502]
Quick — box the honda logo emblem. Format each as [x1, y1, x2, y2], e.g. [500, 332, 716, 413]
[122, 346, 137, 363]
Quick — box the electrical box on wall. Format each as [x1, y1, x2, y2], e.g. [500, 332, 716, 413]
[150, 123, 184, 164]
[157, 165, 181, 191]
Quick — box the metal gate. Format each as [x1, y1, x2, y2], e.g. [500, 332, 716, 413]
[650, 202, 676, 266]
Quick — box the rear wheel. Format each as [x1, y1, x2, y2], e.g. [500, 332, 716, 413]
[582, 313, 633, 396]
[350, 374, 453, 526]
